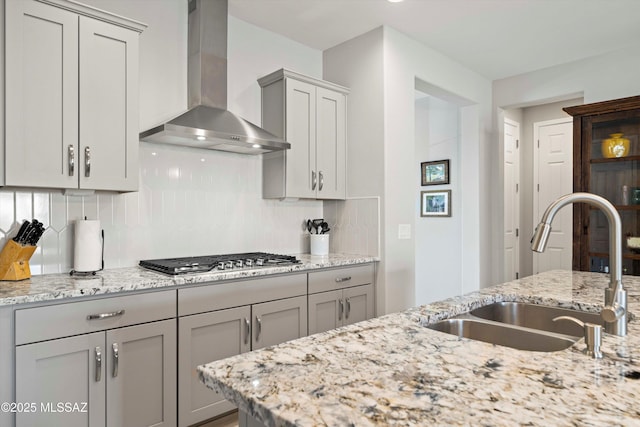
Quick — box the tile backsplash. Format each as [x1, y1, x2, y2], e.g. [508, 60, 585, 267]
[0, 144, 381, 275]
[0, 143, 323, 275]
[324, 197, 380, 258]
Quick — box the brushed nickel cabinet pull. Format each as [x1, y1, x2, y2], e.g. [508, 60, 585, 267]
[338, 299, 343, 321]
[311, 170, 317, 190]
[95, 347, 102, 382]
[255, 316, 262, 341]
[112, 343, 119, 377]
[318, 171, 324, 191]
[68, 145, 75, 176]
[244, 318, 250, 345]
[87, 310, 125, 320]
[335, 276, 351, 283]
[346, 298, 351, 319]
[85, 146, 91, 177]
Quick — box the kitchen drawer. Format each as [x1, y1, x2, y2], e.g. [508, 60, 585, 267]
[179, 273, 306, 316]
[15, 290, 176, 345]
[308, 264, 374, 294]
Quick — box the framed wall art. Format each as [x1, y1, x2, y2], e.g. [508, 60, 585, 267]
[421, 190, 451, 217]
[421, 159, 450, 186]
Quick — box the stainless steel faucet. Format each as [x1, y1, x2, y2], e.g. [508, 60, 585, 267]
[531, 192, 627, 336]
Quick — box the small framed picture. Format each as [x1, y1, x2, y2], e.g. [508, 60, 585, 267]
[421, 159, 450, 186]
[421, 190, 451, 217]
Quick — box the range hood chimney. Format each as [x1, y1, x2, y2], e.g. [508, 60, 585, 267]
[139, 0, 290, 154]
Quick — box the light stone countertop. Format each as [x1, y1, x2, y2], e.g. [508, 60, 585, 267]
[198, 270, 640, 426]
[0, 253, 377, 306]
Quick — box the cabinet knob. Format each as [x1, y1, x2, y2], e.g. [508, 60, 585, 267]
[244, 318, 250, 345]
[112, 343, 119, 377]
[87, 309, 125, 320]
[95, 347, 102, 382]
[255, 316, 262, 341]
[85, 146, 91, 177]
[68, 145, 75, 176]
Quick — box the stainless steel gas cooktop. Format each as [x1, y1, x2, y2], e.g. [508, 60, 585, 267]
[139, 252, 300, 275]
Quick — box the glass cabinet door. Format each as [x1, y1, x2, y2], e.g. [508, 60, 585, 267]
[587, 113, 640, 274]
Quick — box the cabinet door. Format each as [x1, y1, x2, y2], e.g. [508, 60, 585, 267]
[5, 0, 79, 188]
[252, 296, 308, 350]
[285, 78, 317, 198]
[316, 87, 346, 199]
[106, 319, 176, 427]
[15, 332, 106, 427]
[178, 306, 251, 427]
[343, 284, 375, 326]
[79, 16, 139, 191]
[308, 290, 342, 335]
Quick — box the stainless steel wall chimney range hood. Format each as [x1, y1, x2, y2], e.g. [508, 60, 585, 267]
[139, 0, 290, 154]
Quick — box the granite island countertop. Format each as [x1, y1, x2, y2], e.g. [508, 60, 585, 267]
[0, 253, 377, 306]
[198, 270, 640, 426]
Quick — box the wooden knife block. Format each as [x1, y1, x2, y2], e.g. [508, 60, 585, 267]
[0, 240, 37, 281]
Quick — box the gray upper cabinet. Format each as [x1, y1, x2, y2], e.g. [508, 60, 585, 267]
[4, 0, 145, 191]
[259, 69, 348, 200]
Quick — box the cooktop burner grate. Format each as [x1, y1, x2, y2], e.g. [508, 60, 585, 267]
[139, 252, 300, 275]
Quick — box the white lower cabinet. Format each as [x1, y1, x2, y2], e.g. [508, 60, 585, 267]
[14, 291, 177, 427]
[177, 275, 308, 427]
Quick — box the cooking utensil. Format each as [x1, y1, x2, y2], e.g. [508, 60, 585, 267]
[13, 220, 31, 243]
[306, 219, 313, 233]
[311, 219, 324, 234]
[320, 222, 330, 234]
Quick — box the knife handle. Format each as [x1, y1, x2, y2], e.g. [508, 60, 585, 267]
[85, 147, 91, 177]
[68, 145, 75, 176]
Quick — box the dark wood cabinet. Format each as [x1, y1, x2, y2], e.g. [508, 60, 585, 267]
[564, 95, 640, 275]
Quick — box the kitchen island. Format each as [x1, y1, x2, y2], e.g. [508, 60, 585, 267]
[198, 270, 640, 426]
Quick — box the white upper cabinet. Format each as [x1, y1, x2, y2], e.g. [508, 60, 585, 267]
[4, 0, 145, 191]
[259, 69, 348, 200]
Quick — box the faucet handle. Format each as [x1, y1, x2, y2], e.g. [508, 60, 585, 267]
[601, 303, 625, 323]
[553, 316, 603, 359]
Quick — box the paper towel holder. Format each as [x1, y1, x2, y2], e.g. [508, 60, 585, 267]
[70, 227, 105, 276]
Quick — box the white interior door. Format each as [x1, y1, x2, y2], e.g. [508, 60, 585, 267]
[533, 118, 573, 274]
[504, 118, 520, 281]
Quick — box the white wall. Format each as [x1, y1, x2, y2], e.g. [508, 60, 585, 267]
[324, 26, 492, 315]
[382, 27, 491, 313]
[414, 95, 462, 305]
[0, 0, 325, 273]
[323, 28, 387, 314]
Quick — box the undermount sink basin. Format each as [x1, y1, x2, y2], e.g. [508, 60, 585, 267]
[428, 317, 577, 352]
[427, 302, 603, 352]
[471, 302, 603, 337]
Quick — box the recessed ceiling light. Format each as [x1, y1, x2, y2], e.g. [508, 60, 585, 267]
[387, 0, 404, 3]
[252, 144, 261, 148]
[196, 135, 206, 141]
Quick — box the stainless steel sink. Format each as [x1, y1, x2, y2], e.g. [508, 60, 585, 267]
[427, 302, 604, 352]
[427, 317, 578, 352]
[470, 302, 602, 337]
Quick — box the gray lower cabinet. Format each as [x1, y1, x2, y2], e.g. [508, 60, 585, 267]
[178, 306, 251, 427]
[177, 275, 307, 427]
[308, 264, 376, 335]
[308, 284, 375, 334]
[14, 290, 177, 427]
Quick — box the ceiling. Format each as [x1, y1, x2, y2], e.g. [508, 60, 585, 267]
[229, 0, 640, 80]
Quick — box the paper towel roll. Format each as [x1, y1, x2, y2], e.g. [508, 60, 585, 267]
[74, 219, 102, 273]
